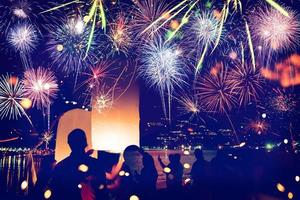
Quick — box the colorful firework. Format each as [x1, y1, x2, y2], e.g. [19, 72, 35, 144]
[76, 60, 115, 105]
[176, 94, 201, 120]
[189, 10, 221, 48]
[108, 12, 133, 55]
[131, 0, 170, 40]
[0, 75, 32, 123]
[0, 0, 36, 34]
[196, 63, 236, 113]
[139, 37, 187, 119]
[7, 23, 38, 53]
[188, 9, 224, 71]
[227, 63, 264, 106]
[249, 6, 300, 52]
[248, 120, 269, 135]
[46, 16, 100, 74]
[23, 67, 58, 109]
[93, 91, 112, 113]
[41, 131, 53, 149]
[269, 88, 297, 114]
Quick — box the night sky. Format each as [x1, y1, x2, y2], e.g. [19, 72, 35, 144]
[1, 0, 300, 148]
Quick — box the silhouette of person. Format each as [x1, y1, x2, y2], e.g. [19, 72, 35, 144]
[141, 151, 158, 192]
[158, 153, 183, 189]
[117, 145, 144, 200]
[50, 129, 107, 200]
[191, 149, 209, 187]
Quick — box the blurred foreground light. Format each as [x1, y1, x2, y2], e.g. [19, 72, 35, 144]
[78, 164, 88, 172]
[119, 170, 125, 176]
[295, 175, 300, 182]
[288, 192, 293, 199]
[183, 150, 190, 155]
[184, 178, 191, 185]
[21, 180, 28, 190]
[130, 195, 139, 200]
[164, 167, 171, 173]
[276, 183, 285, 192]
[44, 189, 52, 199]
[283, 139, 288, 144]
[183, 163, 190, 169]
[239, 142, 246, 147]
[20, 98, 32, 109]
[99, 184, 105, 190]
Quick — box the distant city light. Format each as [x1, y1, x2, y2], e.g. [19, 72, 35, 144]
[266, 143, 274, 150]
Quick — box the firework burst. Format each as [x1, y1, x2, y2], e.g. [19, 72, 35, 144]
[0, 0, 36, 34]
[250, 6, 300, 52]
[189, 10, 221, 48]
[227, 63, 264, 106]
[0, 75, 31, 122]
[23, 67, 58, 109]
[93, 92, 112, 113]
[7, 23, 38, 53]
[131, 0, 170, 40]
[176, 93, 201, 120]
[139, 36, 187, 119]
[248, 120, 269, 135]
[41, 131, 53, 149]
[108, 12, 133, 55]
[46, 16, 101, 74]
[268, 88, 297, 116]
[196, 63, 236, 113]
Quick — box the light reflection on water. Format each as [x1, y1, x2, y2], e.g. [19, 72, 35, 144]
[0, 154, 42, 196]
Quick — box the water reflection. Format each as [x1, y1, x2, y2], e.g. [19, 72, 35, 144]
[0, 154, 42, 196]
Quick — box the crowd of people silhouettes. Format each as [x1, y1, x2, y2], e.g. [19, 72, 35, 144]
[28, 128, 299, 200]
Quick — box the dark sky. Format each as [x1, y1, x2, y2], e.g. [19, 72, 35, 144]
[1, 0, 300, 148]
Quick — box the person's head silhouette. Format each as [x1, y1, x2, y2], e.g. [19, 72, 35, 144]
[123, 145, 143, 174]
[67, 129, 87, 154]
[194, 149, 204, 161]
